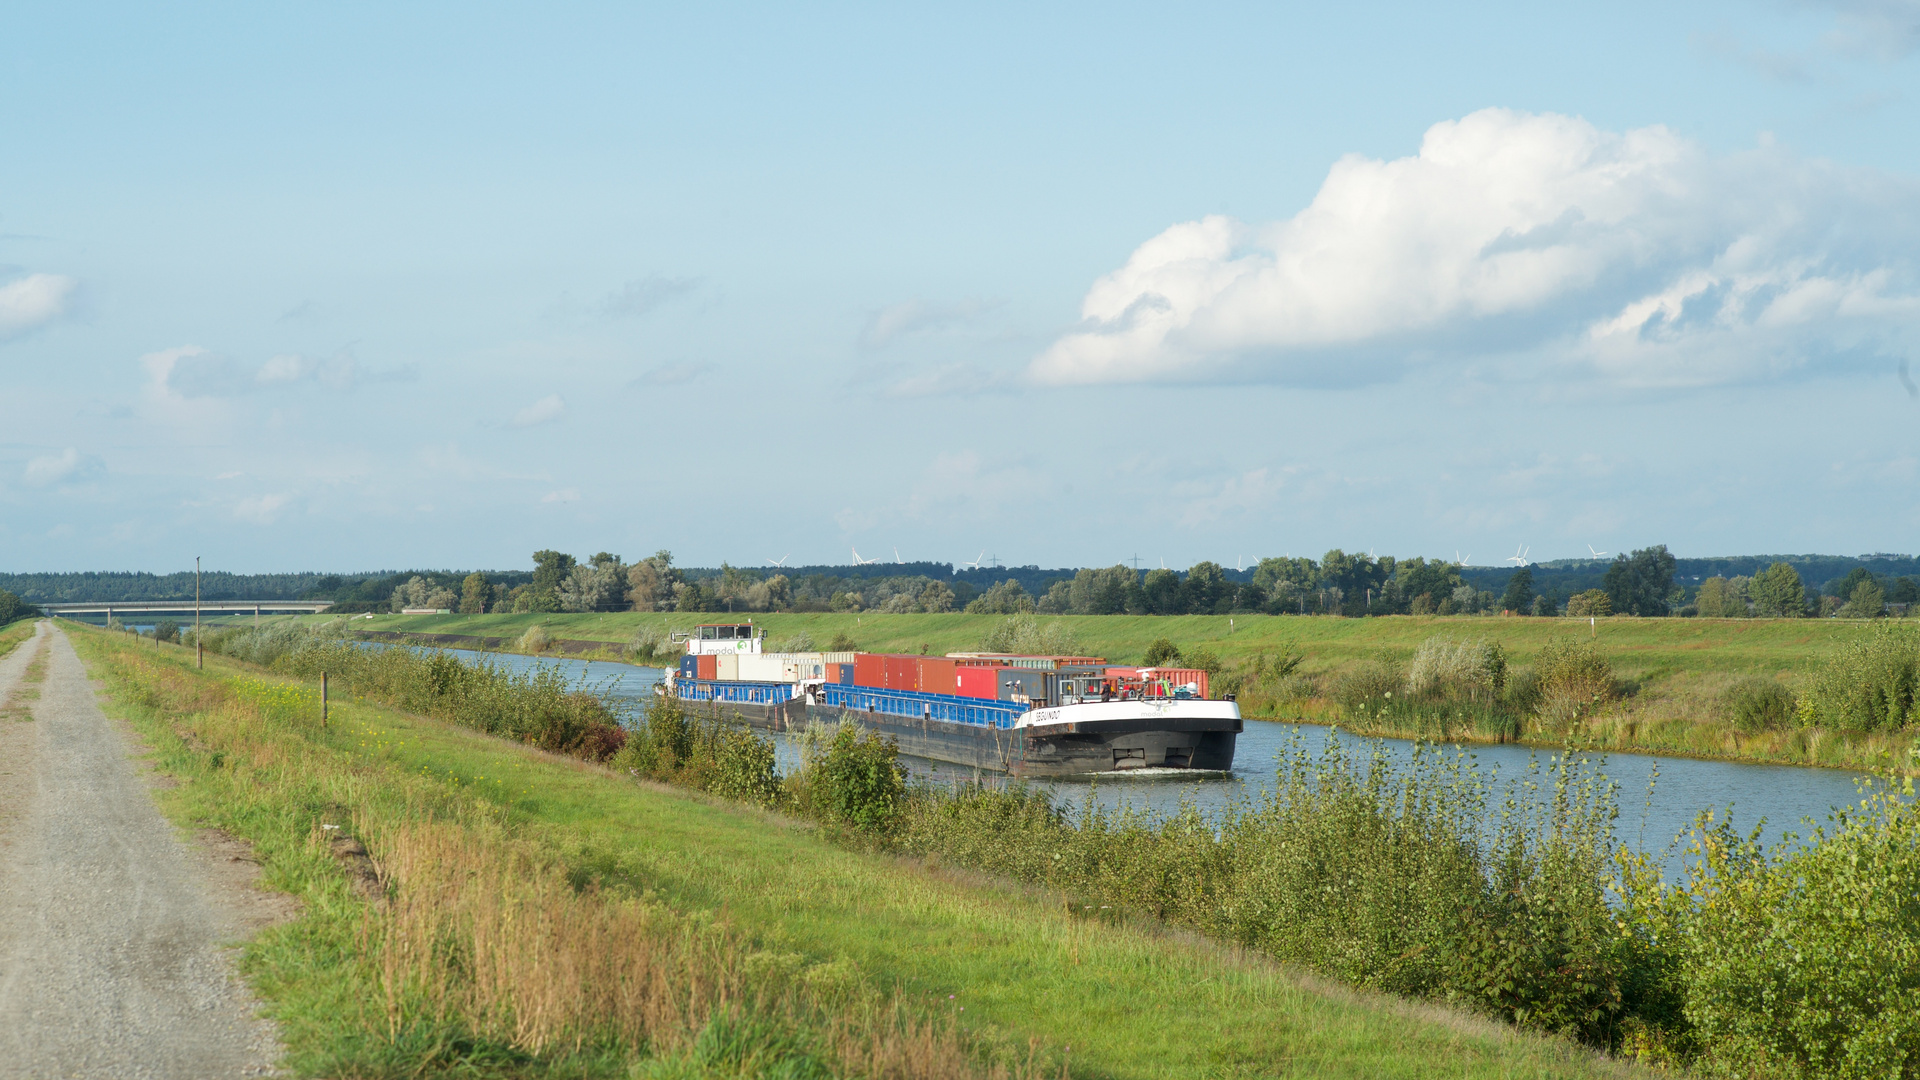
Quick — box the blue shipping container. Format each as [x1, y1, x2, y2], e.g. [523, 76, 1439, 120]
[818, 683, 1028, 729]
[679, 655, 697, 678]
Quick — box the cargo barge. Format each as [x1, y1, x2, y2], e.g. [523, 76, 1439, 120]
[663, 623, 1240, 777]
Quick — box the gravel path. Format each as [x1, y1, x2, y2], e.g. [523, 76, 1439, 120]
[0, 624, 282, 1078]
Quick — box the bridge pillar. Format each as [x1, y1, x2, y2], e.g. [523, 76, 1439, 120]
[105, 605, 112, 626]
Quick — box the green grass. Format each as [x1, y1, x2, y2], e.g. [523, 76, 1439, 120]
[270, 610, 1917, 772]
[0, 617, 36, 661]
[67, 621, 1646, 1079]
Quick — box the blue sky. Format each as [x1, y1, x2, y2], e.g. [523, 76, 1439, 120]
[4, 1, 1919, 574]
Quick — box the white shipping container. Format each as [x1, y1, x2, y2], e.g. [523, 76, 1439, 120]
[715, 653, 740, 680]
[736, 654, 786, 682]
[821, 651, 856, 665]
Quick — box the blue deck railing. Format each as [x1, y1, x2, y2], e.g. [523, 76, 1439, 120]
[817, 683, 1029, 729]
[674, 679, 797, 706]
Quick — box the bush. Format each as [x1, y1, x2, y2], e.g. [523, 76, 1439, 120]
[516, 624, 552, 654]
[614, 694, 779, 806]
[628, 625, 669, 662]
[1720, 677, 1795, 733]
[1405, 636, 1507, 705]
[1332, 659, 1403, 711]
[978, 615, 1078, 655]
[1616, 777, 1920, 1076]
[1802, 623, 1919, 733]
[1141, 637, 1181, 666]
[1534, 638, 1612, 729]
[154, 619, 180, 643]
[826, 631, 858, 653]
[896, 737, 1633, 1043]
[800, 722, 904, 834]
[774, 631, 816, 653]
[1565, 590, 1613, 618]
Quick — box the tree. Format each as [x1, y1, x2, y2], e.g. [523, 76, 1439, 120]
[1565, 589, 1613, 618]
[1749, 562, 1806, 618]
[1253, 557, 1318, 614]
[459, 572, 491, 614]
[1602, 544, 1677, 617]
[1499, 566, 1534, 613]
[918, 580, 955, 613]
[1824, 566, 1877, 600]
[1068, 565, 1136, 615]
[1182, 562, 1230, 614]
[626, 551, 678, 611]
[964, 579, 1035, 615]
[390, 575, 456, 612]
[1694, 576, 1746, 618]
[1036, 581, 1072, 614]
[559, 562, 622, 612]
[1141, 568, 1183, 614]
[1890, 577, 1920, 605]
[1841, 578, 1886, 618]
[528, 550, 575, 613]
[0, 589, 40, 626]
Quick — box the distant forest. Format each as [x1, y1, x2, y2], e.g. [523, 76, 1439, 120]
[5, 550, 1917, 618]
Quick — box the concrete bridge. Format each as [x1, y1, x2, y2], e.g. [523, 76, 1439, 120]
[42, 600, 334, 623]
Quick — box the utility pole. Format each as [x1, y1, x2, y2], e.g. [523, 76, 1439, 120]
[195, 556, 203, 669]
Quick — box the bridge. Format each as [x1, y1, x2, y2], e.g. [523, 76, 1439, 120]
[42, 600, 335, 622]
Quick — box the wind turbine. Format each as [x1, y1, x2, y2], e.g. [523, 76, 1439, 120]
[1588, 545, 1609, 559]
[1506, 544, 1531, 567]
[894, 547, 904, 564]
[766, 554, 790, 567]
[851, 547, 879, 565]
[960, 550, 984, 570]
[1455, 551, 1471, 567]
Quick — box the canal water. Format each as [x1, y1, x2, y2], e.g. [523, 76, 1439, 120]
[431, 647, 1873, 863]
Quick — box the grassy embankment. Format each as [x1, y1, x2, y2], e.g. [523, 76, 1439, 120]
[0, 617, 37, 661]
[64, 621, 1639, 1080]
[281, 610, 1917, 773]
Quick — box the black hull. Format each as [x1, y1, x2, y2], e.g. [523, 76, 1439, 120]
[678, 697, 1240, 777]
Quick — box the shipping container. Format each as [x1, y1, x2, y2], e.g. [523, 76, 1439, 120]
[679, 655, 698, 678]
[954, 665, 998, 699]
[821, 651, 856, 665]
[853, 653, 884, 689]
[883, 655, 919, 693]
[715, 653, 739, 681]
[696, 654, 717, 680]
[1138, 667, 1208, 699]
[916, 657, 957, 696]
[996, 668, 1053, 704]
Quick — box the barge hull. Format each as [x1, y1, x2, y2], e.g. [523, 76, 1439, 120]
[671, 696, 1239, 777]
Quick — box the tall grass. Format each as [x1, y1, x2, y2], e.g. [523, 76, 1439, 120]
[201, 622, 629, 761]
[75, 626, 1058, 1080]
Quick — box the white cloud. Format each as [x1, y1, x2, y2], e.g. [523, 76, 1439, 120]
[23, 447, 102, 487]
[0, 273, 78, 339]
[541, 487, 580, 503]
[860, 297, 999, 348]
[513, 394, 567, 427]
[233, 493, 291, 525]
[1032, 108, 1920, 388]
[140, 345, 396, 398]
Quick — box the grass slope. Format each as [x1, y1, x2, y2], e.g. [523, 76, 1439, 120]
[70, 623, 1640, 1080]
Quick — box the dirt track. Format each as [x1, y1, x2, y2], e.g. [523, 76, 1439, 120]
[0, 623, 283, 1078]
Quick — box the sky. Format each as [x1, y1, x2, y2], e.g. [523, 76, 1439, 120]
[4, 1, 1920, 575]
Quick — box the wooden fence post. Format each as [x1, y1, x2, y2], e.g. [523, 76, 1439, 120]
[321, 672, 329, 726]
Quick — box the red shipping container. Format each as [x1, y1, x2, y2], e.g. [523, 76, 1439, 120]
[696, 655, 717, 680]
[954, 665, 999, 699]
[917, 657, 956, 696]
[853, 653, 884, 688]
[1140, 667, 1208, 699]
[883, 655, 919, 693]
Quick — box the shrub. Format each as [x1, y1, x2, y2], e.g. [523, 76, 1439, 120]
[1405, 636, 1507, 705]
[826, 631, 858, 653]
[1801, 623, 1919, 732]
[517, 624, 552, 653]
[1616, 777, 1920, 1077]
[800, 722, 904, 834]
[1184, 646, 1223, 676]
[153, 619, 180, 643]
[1534, 638, 1612, 728]
[979, 615, 1078, 655]
[614, 694, 779, 806]
[774, 631, 816, 653]
[1565, 590, 1613, 618]
[1720, 677, 1795, 733]
[1332, 659, 1403, 711]
[1141, 637, 1181, 666]
[628, 625, 669, 662]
